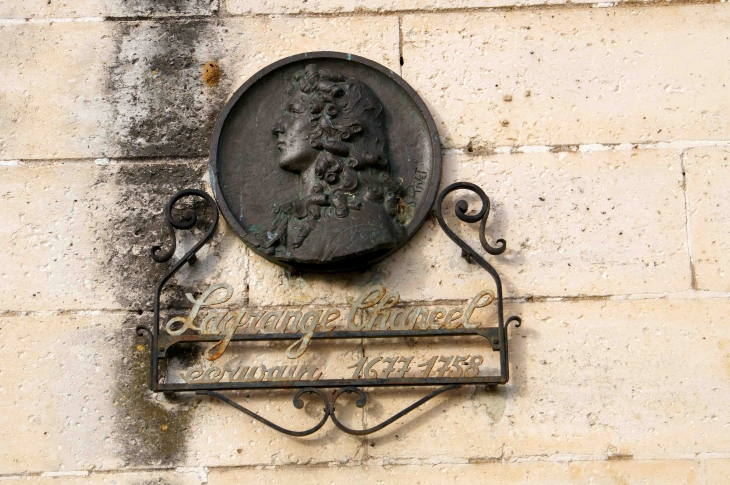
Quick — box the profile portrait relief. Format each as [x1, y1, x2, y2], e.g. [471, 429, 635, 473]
[211, 53, 441, 272]
[244, 64, 406, 264]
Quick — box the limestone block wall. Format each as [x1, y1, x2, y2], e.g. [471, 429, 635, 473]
[1, 0, 729, 483]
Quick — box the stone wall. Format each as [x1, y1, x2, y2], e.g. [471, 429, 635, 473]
[1, 0, 730, 483]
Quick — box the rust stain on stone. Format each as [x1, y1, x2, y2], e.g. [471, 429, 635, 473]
[202, 61, 221, 86]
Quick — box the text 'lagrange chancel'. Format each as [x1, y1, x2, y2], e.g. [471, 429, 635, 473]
[165, 283, 496, 360]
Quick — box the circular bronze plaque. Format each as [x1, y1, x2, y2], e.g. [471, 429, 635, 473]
[210, 52, 441, 272]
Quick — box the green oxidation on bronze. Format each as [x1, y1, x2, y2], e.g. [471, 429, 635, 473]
[113, 315, 197, 466]
[210, 52, 441, 272]
[395, 196, 415, 226]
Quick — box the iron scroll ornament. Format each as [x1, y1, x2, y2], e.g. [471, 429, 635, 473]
[136, 184, 521, 436]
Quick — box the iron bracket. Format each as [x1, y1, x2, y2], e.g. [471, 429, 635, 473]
[136, 182, 521, 436]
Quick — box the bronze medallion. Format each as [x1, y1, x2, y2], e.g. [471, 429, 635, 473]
[210, 52, 441, 272]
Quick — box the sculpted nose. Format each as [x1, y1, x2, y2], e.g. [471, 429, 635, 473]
[271, 120, 285, 135]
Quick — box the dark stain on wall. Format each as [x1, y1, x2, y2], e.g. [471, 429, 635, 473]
[107, 20, 230, 158]
[112, 313, 199, 467]
[102, 162, 207, 311]
[105, 162, 208, 466]
[103, 14, 231, 466]
[120, 0, 215, 16]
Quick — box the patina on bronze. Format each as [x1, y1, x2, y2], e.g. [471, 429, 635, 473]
[210, 52, 441, 272]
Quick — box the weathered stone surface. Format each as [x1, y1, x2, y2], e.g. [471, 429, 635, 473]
[226, 0, 567, 15]
[248, 148, 689, 305]
[0, 22, 117, 159]
[0, 0, 215, 18]
[4, 471, 202, 485]
[362, 298, 730, 461]
[401, 6, 730, 148]
[108, 20, 232, 160]
[1, 2, 727, 479]
[224, 0, 687, 14]
[707, 459, 730, 485]
[0, 311, 362, 474]
[0, 313, 135, 474]
[208, 459, 699, 484]
[0, 161, 249, 311]
[0, 17, 399, 160]
[684, 146, 730, 292]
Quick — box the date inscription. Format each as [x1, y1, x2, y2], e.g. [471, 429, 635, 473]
[347, 355, 484, 379]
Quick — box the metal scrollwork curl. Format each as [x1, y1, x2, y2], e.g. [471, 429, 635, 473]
[137, 188, 219, 392]
[329, 385, 461, 436]
[436, 181, 521, 384]
[198, 385, 462, 437]
[441, 182, 506, 256]
[506, 315, 522, 328]
[151, 189, 214, 264]
[199, 389, 331, 437]
[436, 182, 507, 293]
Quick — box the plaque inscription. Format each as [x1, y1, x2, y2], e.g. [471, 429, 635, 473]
[164, 283, 497, 385]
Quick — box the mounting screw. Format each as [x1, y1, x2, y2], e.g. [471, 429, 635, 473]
[492, 338, 499, 345]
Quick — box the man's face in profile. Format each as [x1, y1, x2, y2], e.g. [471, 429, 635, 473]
[271, 90, 319, 173]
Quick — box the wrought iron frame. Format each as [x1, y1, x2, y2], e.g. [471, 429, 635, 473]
[136, 182, 521, 436]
